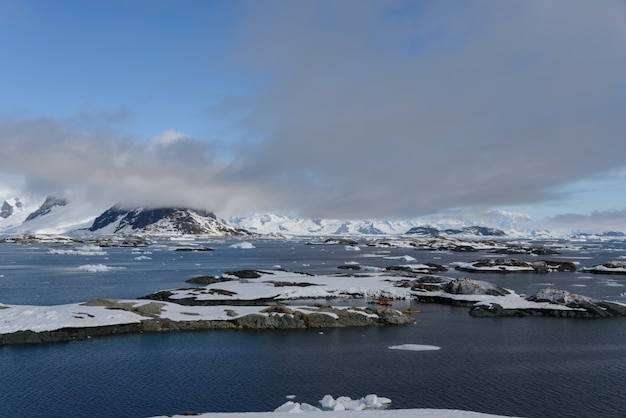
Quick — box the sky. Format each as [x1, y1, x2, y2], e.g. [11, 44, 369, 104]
[1, 0, 626, 229]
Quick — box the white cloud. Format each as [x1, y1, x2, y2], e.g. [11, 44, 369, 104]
[149, 129, 191, 146]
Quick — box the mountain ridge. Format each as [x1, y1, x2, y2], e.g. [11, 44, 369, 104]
[1, 194, 625, 239]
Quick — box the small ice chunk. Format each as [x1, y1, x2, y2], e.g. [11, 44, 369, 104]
[389, 344, 441, 351]
[229, 242, 255, 249]
[384, 255, 416, 262]
[77, 264, 111, 273]
[320, 395, 336, 409]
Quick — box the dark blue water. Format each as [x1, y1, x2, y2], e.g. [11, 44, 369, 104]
[1, 239, 625, 417]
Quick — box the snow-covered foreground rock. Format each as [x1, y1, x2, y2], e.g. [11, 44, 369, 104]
[0, 298, 413, 346]
[150, 393, 519, 417]
[155, 410, 516, 418]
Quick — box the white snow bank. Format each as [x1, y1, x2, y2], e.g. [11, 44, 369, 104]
[389, 344, 441, 351]
[229, 242, 256, 249]
[319, 394, 391, 411]
[151, 394, 518, 417]
[154, 407, 515, 417]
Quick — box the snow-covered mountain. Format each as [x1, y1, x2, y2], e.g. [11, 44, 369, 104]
[227, 210, 540, 237]
[88, 205, 250, 236]
[0, 195, 99, 235]
[2, 192, 624, 240]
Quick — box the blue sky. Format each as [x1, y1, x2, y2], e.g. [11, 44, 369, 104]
[1, 0, 626, 229]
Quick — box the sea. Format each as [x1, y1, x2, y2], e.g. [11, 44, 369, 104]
[0, 238, 625, 418]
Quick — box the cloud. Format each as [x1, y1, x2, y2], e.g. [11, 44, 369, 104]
[2, 1, 626, 220]
[150, 129, 191, 146]
[546, 209, 626, 234]
[222, 0, 626, 218]
[0, 117, 265, 213]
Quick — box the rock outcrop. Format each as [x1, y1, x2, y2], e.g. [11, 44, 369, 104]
[455, 258, 576, 273]
[0, 301, 414, 346]
[470, 288, 626, 318]
[582, 260, 626, 274]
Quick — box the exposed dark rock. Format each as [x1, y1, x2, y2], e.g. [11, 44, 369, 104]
[270, 281, 318, 287]
[307, 238, 359, 246]
[405, 226, 440, 236]
[24, 196, 67, 222]
[443, 278, 510, 296]
[0, 323, 142, 346]
[445, 226, 506, 236]
[0, 304, 414, 346]
[470, 288, 626, 318]
[600, 231, 625, 237]
[456, 258, 576, 273]
[185, 276, 232, 285]
[338, 264, 362, 270]
[89, 205, 250, 236]
[582, 260, 626, 274]
[451, 245, 479, 252]
[140, 290, 279, 306]
[1, 201, 13, 218]
[491, 246, 560, 255]
[386, 263, 447, 274]
[531, 260, 577, 273]
[225, 269, 274, 279]
[174, 247, 213, 252]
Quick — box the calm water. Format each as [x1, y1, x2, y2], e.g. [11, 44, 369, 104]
[1, 238, 625, 417]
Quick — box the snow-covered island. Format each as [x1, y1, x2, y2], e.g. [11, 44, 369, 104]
[2, 268, 624, 346]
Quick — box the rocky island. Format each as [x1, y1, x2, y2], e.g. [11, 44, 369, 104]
[2, 262, 625, 346]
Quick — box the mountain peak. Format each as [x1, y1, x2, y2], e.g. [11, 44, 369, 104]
[24, 196, 68, 222]
[89, 205, 248, 236]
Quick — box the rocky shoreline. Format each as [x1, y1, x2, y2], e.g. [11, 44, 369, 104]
[0, 300, 414, 346]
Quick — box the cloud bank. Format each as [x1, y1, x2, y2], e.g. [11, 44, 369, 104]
[2, 1, 626, 219]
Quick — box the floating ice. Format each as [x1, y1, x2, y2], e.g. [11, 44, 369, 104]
[48, 245, 107, 256]
[361, 265, 383, 272]
[134, 256, 152, 261]
[229, 242, 255, 249]
[344, 245, 361, 251]
[384, 255, 416, 262]
[389, 344, 441, 351]
[275, 394, 391, 413]
[77, 264, 115, 273]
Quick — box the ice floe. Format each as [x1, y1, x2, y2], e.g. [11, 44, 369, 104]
[229, 241, 256, 249]
[48, 244, 107, 256]
[77, 264, 122, 273]
[388, 344, 441, 351]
